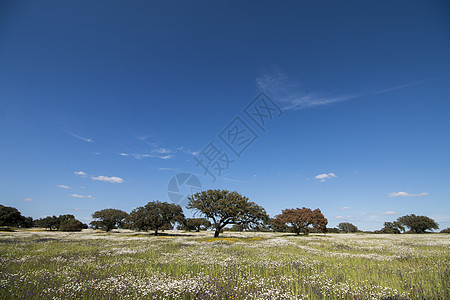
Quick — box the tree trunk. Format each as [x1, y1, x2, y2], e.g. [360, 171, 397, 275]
[214, 227, 220, 238]
[155, 228, 158, 236]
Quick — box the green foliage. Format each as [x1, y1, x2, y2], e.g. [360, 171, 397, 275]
[440, 228, 450, 233]
[127, 201, 184, 235]
[337, 222, 358, 233]
[35, 214, 86, 231]
[182, 218, 211, 232]
[187, 189, 268, 238]
[91, 208, 129, 232]
[0, 204, 27, 227]
[380, 221, 405, 234]
[275, 207, 328, 235]
[35, 216, 60, 230]
[59, 219, 84, 231]
[327, 227, 340, 233]
[397, 214, 438, 233]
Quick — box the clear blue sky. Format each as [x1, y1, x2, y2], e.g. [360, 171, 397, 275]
[1, 1, 449, 230]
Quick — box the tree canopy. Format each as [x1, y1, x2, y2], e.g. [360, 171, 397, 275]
[275, 207, 327, 235]
[187, 189, 268, 238]
[397, 214, 438, 233]
[337, 222, 358, 233]
[91, 208, 128, 232]
[182, 218, 211, 232]
[127, 201, 184, 235]
[35, 214, 86, 231]
[380, 221, 405, 234]
[0, 205, 28, 227]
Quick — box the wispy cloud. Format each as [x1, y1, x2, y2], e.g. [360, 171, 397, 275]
[91, 175, 124, 184]
[388, 192, 428, 197]
[374, 80, 426, 94]
[340, 206, 351, 210]
[56, 185, 70, 189]
[67, 132, 94, 143]
[382, 211, 399, 215]
[24, 198, 33, 202]
[71, 194, 95, 199]
[335, 216, 345, 219]
[314, 172, 337, 182]
[74, 171, 87, 176]
[118, 146, 197, 160]
[257, 70, 426, 111]
[158, 167, 180, 171]
[257, 70, 358, 110]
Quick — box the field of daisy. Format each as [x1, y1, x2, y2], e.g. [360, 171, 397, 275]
[0, 229, 449, 299]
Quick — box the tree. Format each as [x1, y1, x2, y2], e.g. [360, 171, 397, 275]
[275, 207, 328, 235]
[35, 214, 86, 231]
[268, 217, 288, 232]
[0, 205, 26, 227]
[59, 219, 84, 231]
[187, 190, 268, 238]
[127, 201, 184, 235]
[397, 214, 438, 233]
[183, 218, 211, 232]
[327, 227, 341, 233]
[337, 222, 358, 233]
[380, 221, 405, 234]
[35, 216, 59, 230]
[91, 208, 129, 232]
[22, 217, 34, 228]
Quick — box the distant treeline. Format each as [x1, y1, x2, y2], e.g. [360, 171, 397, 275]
[1, 190, 447, 236]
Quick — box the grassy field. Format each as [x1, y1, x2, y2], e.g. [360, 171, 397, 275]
[0, 230, 449, 299]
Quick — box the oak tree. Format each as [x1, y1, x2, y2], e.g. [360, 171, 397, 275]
[127, 201, 184, 235]
[397, 214, 438, 233]
[275, 207, 327, 235]
[187, 190, 268, 238]
[337, 222, 358, 233]
[91, 208, 129, 232]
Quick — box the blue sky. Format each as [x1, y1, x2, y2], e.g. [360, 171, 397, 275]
[1, 1, 449, 230]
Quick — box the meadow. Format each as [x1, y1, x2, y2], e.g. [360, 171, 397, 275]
[0, 229, 448, 299]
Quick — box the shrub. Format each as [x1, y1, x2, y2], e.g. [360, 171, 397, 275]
[59, 219, 84, 231]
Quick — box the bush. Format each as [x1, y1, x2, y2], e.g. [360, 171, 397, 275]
[440, 228, 450, 234]
[327, 227, 340, 233]
[59, 219, 84, 231]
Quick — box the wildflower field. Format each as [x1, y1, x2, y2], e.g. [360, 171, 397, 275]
[0, 230, 449, 299]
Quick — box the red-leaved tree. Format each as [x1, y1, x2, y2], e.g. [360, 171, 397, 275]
[275, 207, 327, 235]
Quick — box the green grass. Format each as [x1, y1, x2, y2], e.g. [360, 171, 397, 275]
[0, 230, 449, 299]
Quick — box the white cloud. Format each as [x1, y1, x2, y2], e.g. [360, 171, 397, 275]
[340, 206, 351, 210]
[91, 175, 124, 184]
[158, 168, 179, 171]
[119, 153, 175, 160]
[335, 216, 345, 219]
[256, 70, 359, 110]
[388, 192, 428, 197]
[24, 198, 33, 202]
[383, 211, 399, 215]
[67, 132, 94, 143]
[153, 148, 173, 154]
[56, 185, 70, 189]
[74, 171, 87, 176]
[257, 70, 426, 111]
[71, 194, 94, 199]
[160, 155, 174, 160]
[314, 172, 337, 182]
